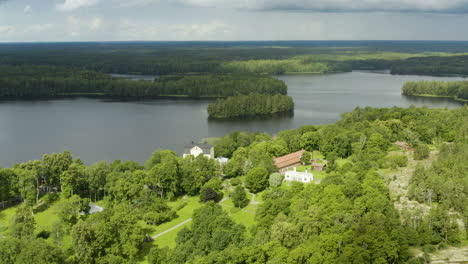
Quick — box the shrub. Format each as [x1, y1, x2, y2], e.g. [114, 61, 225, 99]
[231, 186, 249, 208]
[230, 178, 241, 186]
[414, 144, 430, 160]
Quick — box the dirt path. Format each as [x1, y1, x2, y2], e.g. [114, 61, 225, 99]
[151, 218, 193, 239]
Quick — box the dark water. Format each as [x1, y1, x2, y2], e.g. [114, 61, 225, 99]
[0, 72, 464, 167]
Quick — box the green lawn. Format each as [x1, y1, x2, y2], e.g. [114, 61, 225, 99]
[0, 206, 17, 235]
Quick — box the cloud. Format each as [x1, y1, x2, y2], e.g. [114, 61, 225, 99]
[118, 0, 160, 7]
[23, 5, 32, 14]
[23, 24, 54, 33]
[0, 25, 16, 40]
[90, 17, 102, 30]
[56, 0, 100, 11]
[179, 0, 468, 13]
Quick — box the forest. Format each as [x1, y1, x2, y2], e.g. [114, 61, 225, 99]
[391, 55, 468, 76]
[1, 42, 468, 76]
[402, 80, 468, 101]
[0, 66, 287, 98]
[207, 94, 294, 118]
[0, 105, 467, 263]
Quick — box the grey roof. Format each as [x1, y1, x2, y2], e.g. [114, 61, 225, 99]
[184, 143, 213, 155]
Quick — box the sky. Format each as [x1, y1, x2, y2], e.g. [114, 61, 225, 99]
[0, 0, 467, 42]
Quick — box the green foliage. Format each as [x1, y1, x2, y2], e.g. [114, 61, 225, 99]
[403, 80, 468, 101]
[56, 195, 90, 227]
[413, 144, 430, 160]
[0, 67, 287, 99]
[200, 178, 223, 203]
[11, 205, 35, 239]
[15, 238, 64, 264]
[300, 152, 312, 165]
[231, 186, 249, 208]
[393, 55, 468, 77]
[245, 167, 270, 194]
[207, 93, 294, 118]
[71, 205, 144, 263]
[171, 202, 246, 262]
[230, 178, 241, 186]
[180, 155, 219, 196]
[268, 173, 284, 188]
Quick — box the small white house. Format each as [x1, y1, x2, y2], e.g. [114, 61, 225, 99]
[284, 168, 314, 183]
[183, 143, 214, 159]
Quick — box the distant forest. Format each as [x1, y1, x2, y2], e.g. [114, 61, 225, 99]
[402, 80, 468, 101]
[0, 65, 286, 98]
[1, 42, 468, 76]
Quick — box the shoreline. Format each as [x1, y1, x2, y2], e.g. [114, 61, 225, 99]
[403, 93, 468, 103]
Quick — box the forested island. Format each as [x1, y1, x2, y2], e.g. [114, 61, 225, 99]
[207, 94, 294, 118]
[402, 80, 468, 102]
[0, 106, 467, 263]
[0, 66, 286, 99]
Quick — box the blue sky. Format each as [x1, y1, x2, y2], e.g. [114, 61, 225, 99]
[0, 0, 467, 42]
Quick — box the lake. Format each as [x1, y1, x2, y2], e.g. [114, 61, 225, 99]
[0, 71, 464, 167]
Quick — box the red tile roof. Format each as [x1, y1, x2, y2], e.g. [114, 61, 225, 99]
[274, 150, 305, 169]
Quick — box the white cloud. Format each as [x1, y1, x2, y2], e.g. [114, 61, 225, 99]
[0, 25, 16, 40]
[118, 0, 160, 7]
[24, 24, 54, 33]
[23, 5, 32, 14]
[169, 21, 230, 38]
[56, 0, 100, 11]
[90, 17, 102, 30]
[179, 0, 468, 13]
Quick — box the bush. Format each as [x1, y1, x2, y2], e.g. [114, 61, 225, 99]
[200, 187, 222, 203]
[386, 155, 408, 169]
[230, 178, 242, 186]
[269, 173, 284, 188]
[174, 200, 189, 211]
[414, 144, 430, 160]
[40, 193, 60, 204]
[245, 167, 269, 193]
[231, 186, 249, 208]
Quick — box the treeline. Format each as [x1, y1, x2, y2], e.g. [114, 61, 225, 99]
[0, 66, 287, 98]
[3, 43, 468, 76]
[391, 55, 468, 76]
[207, 94, 294, 118]
[402, 80, 468, 101]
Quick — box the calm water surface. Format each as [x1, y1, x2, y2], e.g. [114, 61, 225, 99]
[0, 71, 464, 166]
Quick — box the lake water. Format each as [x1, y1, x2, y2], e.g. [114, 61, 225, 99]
[0, 71, 464, 167]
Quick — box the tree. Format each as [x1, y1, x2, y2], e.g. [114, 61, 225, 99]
[269, 173, 284, 188]
[57, 195, 90, 227]
[300, 151, 312, 165]
[414, 144, 430, 160]
[232, 186, 249, 208]
[300, 131, 320, 152]
[11, 205, 36, 239]
[200, 188, 222, 203]
[87, 161, 109, 201]
[42, 150, 72, 188]
[245, 167, 269, 193]
[15, 239, 64, 264]
[148, 245, 169, 264]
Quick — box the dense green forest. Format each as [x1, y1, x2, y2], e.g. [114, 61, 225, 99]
[1, 42, 468, 76]
[402, 80, 468, 101]
[0, 66, 286, 98]
[0, 106, 467, 263]
[207, 94, 294, 118]
[391, 55, 468, 76]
